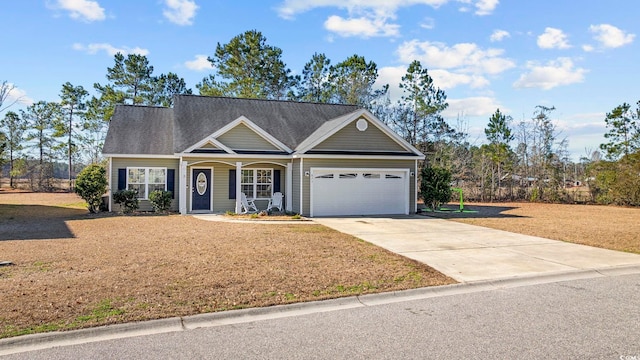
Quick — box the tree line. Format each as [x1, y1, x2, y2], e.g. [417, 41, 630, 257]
[1, 29, 638, 206]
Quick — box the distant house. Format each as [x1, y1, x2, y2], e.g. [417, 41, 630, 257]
[102, 95, 424, 216]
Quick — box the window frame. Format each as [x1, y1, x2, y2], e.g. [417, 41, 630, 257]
[126, 167, 167, 200]
[240, 168, 273, 200]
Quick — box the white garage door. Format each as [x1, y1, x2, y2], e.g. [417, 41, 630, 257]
[310, 168, 409, 217]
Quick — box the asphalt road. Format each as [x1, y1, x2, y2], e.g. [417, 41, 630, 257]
[3, 274, 639, 359]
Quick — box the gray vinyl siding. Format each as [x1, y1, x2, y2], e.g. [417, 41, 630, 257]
[182, 157, 288, 213]
[313, 121, 407, 152]
[110, 157, 180, 212]
[216, 123, 280, 151]
[212, 165, 234, 212]
[300, 158, 416, 216]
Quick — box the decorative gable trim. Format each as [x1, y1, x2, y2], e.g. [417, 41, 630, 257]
[211, 116, 293, 153]
[183, 137, 235, 154]
[296, 109, 424, 158]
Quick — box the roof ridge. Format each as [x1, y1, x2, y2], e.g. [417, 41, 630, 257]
[115, 103, 170, 109]
[174, 94, 360, 108]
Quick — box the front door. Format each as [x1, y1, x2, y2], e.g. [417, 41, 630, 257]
[192, 168, 212, 211]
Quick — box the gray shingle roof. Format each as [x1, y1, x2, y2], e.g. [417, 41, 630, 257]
[103, 95, 362, 155]
[103, 105, 174, 155]
[172, 95, 360, 153]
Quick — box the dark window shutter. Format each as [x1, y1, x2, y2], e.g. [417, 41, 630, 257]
[273, 169, 281, 193]
[167, 169, 175, 198]
[117, 169, 126, 190]
[229, 169, 236, 199]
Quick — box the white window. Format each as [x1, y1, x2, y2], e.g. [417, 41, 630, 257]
[127, 167, 167, 199]
[241, 168, 272, 199]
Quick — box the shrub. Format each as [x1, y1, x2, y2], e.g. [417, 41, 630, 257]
[420, 165, 452, 211]
[74, 164, 108, 213]
[113, 189, 139, 214]
[148, 190, 173, 213]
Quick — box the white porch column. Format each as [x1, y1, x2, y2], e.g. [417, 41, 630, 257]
[285, 163, 293, 212]
[179, 159, 188, 214]
[108, 157, 113, 212]
[299, 158, 304, 215]
[235, 162, 242, 214]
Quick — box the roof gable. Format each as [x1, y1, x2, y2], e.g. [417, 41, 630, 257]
[182, 116, 292, 154]
[313, 117, 407, 152]
[296, 110, 423, 157]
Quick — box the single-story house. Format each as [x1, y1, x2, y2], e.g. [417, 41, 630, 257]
[102, 95, 425, 217]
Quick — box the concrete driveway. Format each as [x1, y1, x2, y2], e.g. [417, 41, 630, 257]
[313, 216, 640, 282]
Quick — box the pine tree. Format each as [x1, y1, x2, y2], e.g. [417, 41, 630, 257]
[0, 111, 26, 188]
[198, 30, 295, 99]
[56, 82, 88, 191]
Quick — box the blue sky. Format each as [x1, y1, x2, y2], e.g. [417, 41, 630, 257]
[3, 0, 638, 160]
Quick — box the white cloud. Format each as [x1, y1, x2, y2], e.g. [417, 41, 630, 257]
[582, 44, 595, 52]
[557, 113, 606, 135]
[420, 17, 435, 29]
[490, 29, 509, 42]
[72, 43, 149, 56]
[442, 96, 503, 117]
[375, 66, 489, 104]
[376, 66, 406, 102]
[276, 0, 499, 31]
[556, 113, 608, 157]
[473, 0, 498, 15]
[537, 27, 571, 49]
[53, 0, 105, 22]
[456, 0, 498, 15]
[1, 84, 34, 108]
[324, 15, 400, 38]
[163, 0, 198, 26]
[277, 0, 450, 19]
[184, 55, 211, 71]
[513, 57, 586, 90]
[397, 40, 515, 75]
[589, 24, 635, 48]
[430, 69, 489, 89]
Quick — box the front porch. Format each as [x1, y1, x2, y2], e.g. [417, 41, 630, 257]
[178, 158, 293, 215]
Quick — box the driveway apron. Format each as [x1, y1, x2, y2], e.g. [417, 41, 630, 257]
[313, 216, 640, 282]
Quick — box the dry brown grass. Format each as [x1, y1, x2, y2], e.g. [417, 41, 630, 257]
[0, 191, 454, 339]
[429, 202, 640, 254]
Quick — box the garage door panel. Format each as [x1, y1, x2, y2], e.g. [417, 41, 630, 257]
[311, 169, 408, 216]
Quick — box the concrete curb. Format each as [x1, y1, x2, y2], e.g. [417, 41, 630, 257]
[2, 264, 640, 356]
[0, 317, 184, 356]
[182, 296, 362, 330]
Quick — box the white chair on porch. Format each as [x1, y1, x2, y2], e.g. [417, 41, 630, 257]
[240, 192, 258, 214]
[266, 192, 284, 212]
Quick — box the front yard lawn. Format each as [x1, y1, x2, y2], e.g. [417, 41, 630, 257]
[0, 192, 454, 339]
